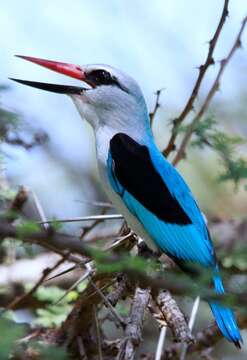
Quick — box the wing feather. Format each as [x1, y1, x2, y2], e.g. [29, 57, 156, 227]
[107, 133, 216, 267]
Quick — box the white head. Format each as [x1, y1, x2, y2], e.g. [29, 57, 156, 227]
[11, 57, 151, 136]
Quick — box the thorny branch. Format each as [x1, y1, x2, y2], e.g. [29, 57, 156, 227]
[163, 0, 229, 157]
[173, 15, 247, 165]
[150, 89, 164, 126]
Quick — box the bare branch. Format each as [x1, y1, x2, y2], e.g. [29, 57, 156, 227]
[173, 15, 247, 165]
[150, 89, 164, 126]
[163, 0, 229, 157]
[118, 287, 150, 360]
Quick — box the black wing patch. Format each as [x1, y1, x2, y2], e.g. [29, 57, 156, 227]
[109, 133, 192, 225]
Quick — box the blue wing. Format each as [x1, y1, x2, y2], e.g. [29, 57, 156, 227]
[107, 133, 242, 346]
[107, 133, 215, 267]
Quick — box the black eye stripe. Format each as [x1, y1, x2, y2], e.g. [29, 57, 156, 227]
[86, 70, 114, 86]
[86, 69, 128, 93]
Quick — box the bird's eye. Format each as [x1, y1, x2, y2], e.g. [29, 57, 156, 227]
[86, 70, 113, 86]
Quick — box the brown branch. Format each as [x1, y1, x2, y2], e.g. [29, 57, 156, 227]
[107, 273, 130, 306]
[173, 15, 247, 165]
[5, 186, 29, 222]
[163, 0, 229, 157]
[0, 218, 245, 304]
[0, 220, 89, 262]
[151, 290, 193, 343]
[150, 89, 164, 126]
[117, 287, 150, 360]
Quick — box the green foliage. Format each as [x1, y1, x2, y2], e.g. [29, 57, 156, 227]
[35, 305, 72, 328]
[94, 251, 160, 275]
[221, 244, 247, 271]
[0, 107, 19, 138]
[115, 301, 129, 317]
[0, 88, 19, 141]
[28, 285, 78, 328]
[0, 318, 26, 359]
[179, 116, 247, 188]
[0, 187, 16, 202]
[178, 116, 217, 148]
[211, 131, 247, 187]
[16, 221, 41, 239]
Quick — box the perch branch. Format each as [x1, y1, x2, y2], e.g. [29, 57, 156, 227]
[154, 290, 193, 343]
[117, 287, 150, 360]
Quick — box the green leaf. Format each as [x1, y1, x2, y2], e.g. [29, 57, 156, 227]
[0, 319, 26, 359]
[33, 285, 66, 303]
[16, 221, 40, 239]
[34, 304, 72, 328]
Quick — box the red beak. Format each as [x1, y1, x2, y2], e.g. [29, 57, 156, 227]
[15, 55, 85, 80]
[10, 55, 88, 94]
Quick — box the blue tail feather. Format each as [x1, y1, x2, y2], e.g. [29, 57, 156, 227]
[209, 275, 242, 348]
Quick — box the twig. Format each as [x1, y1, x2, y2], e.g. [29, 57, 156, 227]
[93, 305, 103, 360]
[173, 15, 247, 165]
[163, 0, 229, 157]
[155, 326, 167, 360]
[90, 279, 126, 327]
[39, 214, 124, 224]
[4, 255, 67, 311]
[77, 336, 88, 360]
[179, 296, 200, 360]
[80, 207, 107, 238]
[150, 89, 164, 126]
[106, 230, 135, 251]
[107, 274, 129, 306]
[30, 190, 50, 230]
[54, 264, 94, 305]
[117, 287, 150, 360]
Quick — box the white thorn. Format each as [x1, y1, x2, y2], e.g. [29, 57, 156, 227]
[179, 296, 200, 360]
[155, 326, 167, 360]
[39, 214, 124, 224]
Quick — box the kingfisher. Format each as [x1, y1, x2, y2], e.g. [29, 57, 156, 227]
[11, 56, 242, 347]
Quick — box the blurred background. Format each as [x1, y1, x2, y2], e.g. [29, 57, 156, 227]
[0, 1, 246, 358]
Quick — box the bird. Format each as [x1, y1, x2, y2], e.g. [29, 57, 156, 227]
[11, 55, 242, 347]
